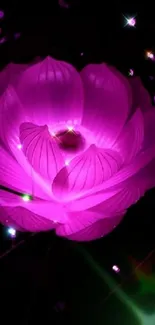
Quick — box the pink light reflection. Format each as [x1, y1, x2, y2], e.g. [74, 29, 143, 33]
[127, 17, 136, 27]
[129, 69, 134, 76]
[17, 144, 22, 150]
[112, 265, 120, 273]
[146, 51, 154, 60]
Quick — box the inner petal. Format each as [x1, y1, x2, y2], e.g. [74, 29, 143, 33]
[19, 122, 65, 181]
[52, 144, 122, 201]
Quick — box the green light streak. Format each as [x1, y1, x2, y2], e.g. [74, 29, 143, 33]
[77, 246, 155, 325]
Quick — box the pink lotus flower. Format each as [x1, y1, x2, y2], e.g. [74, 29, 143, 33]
[0, 56, 155, 241]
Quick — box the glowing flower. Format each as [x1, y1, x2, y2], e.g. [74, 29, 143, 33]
[0, 57, 155, 241]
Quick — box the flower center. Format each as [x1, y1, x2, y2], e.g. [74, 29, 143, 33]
[55, 128, 86, 153]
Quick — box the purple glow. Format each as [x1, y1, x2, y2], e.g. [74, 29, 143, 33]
[14, 32, 21, 40]
[0, 56, 155, 241]
[58, 0, 69, 9]
[112, 265, 120, 273]
[0, 36, 6, 44]
[0, 10, 4, 19]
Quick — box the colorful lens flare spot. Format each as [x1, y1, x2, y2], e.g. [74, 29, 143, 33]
[128, 69, 134, 76]
[67, 126, 74, 132]
[127, 17, 136, 27]
[124, 15, 136, 27]
[112, 265, 120, 273]
[146, 51, 154, 60]
[17, 144, 22, 149]
[22, 194, 32, 202]
[8, 227, 16, 237]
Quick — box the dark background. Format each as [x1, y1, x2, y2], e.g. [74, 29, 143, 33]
[0, 1, 155, 324]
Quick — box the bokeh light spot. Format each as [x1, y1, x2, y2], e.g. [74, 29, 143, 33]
[8, 227, 16, 237]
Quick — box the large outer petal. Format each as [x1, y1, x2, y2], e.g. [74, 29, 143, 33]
[0, 186, 67, 223]
[112, 108, 144, 164]
[129, 77, 152, 114]
[66, 146, 155, 212]
[0, 63, 30, 96]
[56, 211, 124, 241]
[15, 56, 83, 126]
[19, 200, 67, 223]
[0, 86, 25, 145]
[89, 159, 155, 217]
[0, 144, 51, 200]
[0, 59, 40, 96]
[0, 206, 55, 232]
[0, 206, 24, 230]
[81, 63, 131, 147]
[52, 144, 122, 201]
[0, 89, 53, 198]
[20, 122, 64, 181]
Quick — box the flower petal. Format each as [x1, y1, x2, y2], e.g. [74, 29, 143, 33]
[90, 178, 146, 217]
[0, 88, 53, 198]
[56, 210, 102, 236]
[15, 56, 83, 125]
[52, 144, 122, 201]
[0, 144, 51, 200]
[0, 186, 67, 223]
[56, 211, 124, 241]
[0, 188, 25, 206]
[67, 146, 155, 211]
[81, 63, 131, 147]
[90, 159, 155, 216]
[112, 108, 144, 164]
[20, 122, 64, 181]
[0, 206, 24, 230]
[129, 77, 151, 113]
[0, 62, 32, 96]
[0, 206, 55, 232]
[0, 86, 24, 146]
[19, 198, 67, 223]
